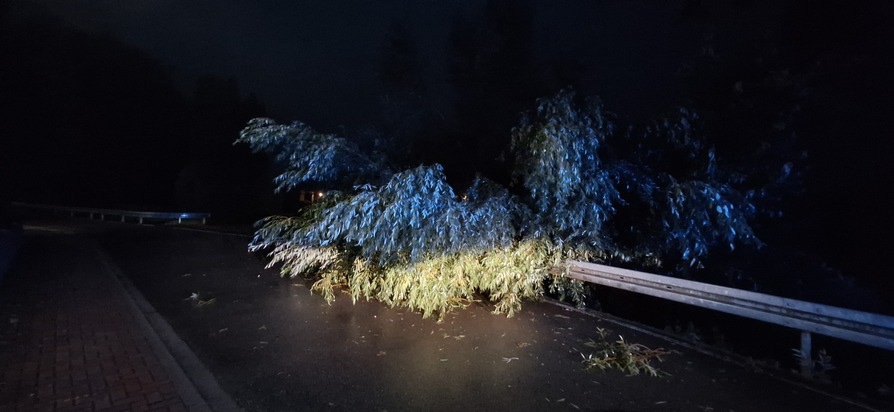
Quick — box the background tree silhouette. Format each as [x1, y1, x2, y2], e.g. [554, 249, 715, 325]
[368, 21, 440, 170]
[0, 12, 182, 208]
[446, 0, 546, 186]
[0, 12, 270, 219]
[175, 75, 268, 220]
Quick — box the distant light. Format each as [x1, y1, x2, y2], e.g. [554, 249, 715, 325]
[318, 191, 324, 198]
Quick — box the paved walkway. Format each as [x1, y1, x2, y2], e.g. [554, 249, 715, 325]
[0, 225, 233, 412]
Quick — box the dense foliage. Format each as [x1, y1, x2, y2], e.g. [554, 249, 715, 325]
[237, 89, 794, 318]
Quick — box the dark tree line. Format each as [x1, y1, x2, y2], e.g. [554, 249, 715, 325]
[671, 1, 894, 301]
[0, 10, 268, 220]
[369, 0, 573, 188]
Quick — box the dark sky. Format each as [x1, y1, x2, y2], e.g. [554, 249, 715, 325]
[12, 0, 470, 127]
[8, 0, 784, 127]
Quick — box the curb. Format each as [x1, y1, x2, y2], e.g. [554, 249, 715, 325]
[92, 241, 242, 412]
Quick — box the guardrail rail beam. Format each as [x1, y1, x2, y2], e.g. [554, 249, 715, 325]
[11, 202, 210, 226]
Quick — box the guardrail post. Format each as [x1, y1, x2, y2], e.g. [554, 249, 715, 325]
[800, 331, 813, 377]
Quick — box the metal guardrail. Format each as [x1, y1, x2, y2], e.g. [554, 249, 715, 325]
[565, 260, 894, 375]
[12, 202, 210, 225]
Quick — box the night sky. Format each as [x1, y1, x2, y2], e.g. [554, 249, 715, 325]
[4, 1, 791, 126]
[2, 1, 893, 301]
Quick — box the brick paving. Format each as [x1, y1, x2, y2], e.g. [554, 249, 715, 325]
[0, 229, 210, 412]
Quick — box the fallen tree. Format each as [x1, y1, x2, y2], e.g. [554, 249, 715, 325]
[236, 89, 795, 319]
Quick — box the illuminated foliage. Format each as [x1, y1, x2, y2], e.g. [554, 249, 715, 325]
[237, 118, 388, 192]
[581, 327, 674, 377]
[238, 150, 548, 317]
[236, 88, 794, 318]
[510, 90, 765, 268]
[616, 107, 765, 268]
[510, 89, 621, 260]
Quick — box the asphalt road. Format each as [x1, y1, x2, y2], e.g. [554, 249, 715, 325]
[42, 218, 892, 411]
